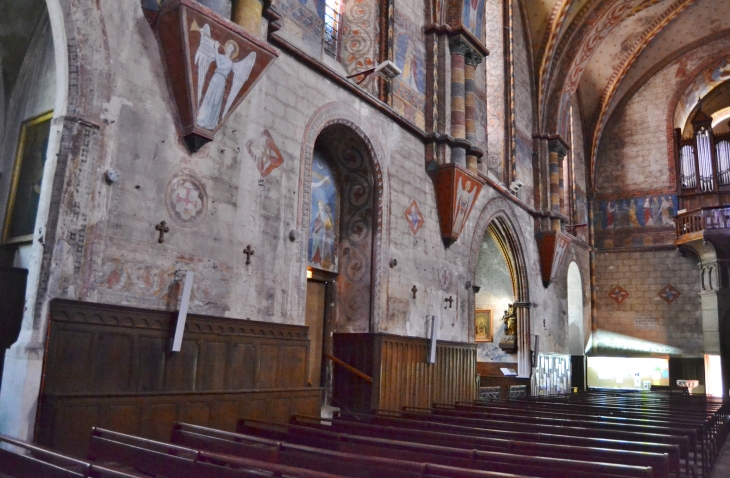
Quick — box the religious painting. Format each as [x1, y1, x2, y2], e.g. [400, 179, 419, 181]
[475, 309, 493, 342]
[247, 129, 284, 177]
[395, 32, 426, 95]
[595, 194, 677, 231]
[461, 0, 486, 42]
[192, 20, 257, 130]
[308, 151, 338, 272]
[154, 2, 278, 151]
[3, 111, 53, 244]
[451, 172, 480, 236]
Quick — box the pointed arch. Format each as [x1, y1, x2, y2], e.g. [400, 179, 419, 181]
[469, 197, 531, 376]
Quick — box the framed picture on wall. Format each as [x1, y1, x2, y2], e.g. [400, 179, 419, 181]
[2, 111, 53, 244]
[475, 309, 493, 342]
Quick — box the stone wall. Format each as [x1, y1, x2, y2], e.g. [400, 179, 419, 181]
[593, 249, 702, 355]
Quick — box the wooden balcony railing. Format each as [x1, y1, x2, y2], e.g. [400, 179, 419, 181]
[676, 206, 730, 238]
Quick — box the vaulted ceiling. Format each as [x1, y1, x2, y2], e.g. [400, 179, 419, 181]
[524, 0, 730, 185]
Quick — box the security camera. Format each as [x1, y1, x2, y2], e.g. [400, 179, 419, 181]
[375, 60, 402, 81]
[509, 180, 524, 194]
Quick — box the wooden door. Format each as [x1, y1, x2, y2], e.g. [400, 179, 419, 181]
[305, 280, 326, 388]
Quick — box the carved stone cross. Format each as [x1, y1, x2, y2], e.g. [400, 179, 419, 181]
[243, 245, 255, 264]
[411, 285, 417, 299]
[444, 296, 453, 308]
[155, 221, 170, 243]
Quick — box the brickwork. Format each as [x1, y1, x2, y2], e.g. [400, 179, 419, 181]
[594, 250, 702, 355]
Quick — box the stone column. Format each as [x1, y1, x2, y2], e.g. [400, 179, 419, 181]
[232, 0, 264, 36]
[449, 37, 468, 167]
[548, 140, 567, 231]
[464, 50, 482, 172]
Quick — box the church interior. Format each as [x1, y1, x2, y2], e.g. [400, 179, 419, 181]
[1, 0, 730, 476]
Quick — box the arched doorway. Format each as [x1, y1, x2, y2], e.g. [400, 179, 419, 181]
[471, 210, 530, 378]
[567, 262, 584, 355]
[303, 124, 377, 410]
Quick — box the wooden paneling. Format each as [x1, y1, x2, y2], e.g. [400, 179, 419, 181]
[333, 333, 477, 413]
[37, 299, 322, 458]
[38, 389, 321, 458]
[43, 299, 311, 395]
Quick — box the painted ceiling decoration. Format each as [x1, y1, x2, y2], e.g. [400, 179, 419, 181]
[520, 0, 730, 191]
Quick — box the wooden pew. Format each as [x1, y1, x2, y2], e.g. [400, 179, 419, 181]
[171, 422, 534, 478]
[461, 394, 722, 476]
[397, 406, 700, 474]
[343, 410, 691, 476]
[89, 428, 346, 478]
[310, 412, 682, 477]
[239, 417, 657, 478]
[0, 433, 143, 478]
[450, 400, 714, 474]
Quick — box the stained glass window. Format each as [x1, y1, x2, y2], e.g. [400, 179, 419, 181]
[323, 0, 341, 58]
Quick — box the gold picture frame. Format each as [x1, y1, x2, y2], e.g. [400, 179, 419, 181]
[475, 309, 493, 342]
[3, 111, 53, 244]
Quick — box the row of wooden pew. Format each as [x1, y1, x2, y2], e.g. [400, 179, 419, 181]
[1, 389, 728, 478]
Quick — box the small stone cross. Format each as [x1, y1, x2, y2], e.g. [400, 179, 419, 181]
[155, 221, 170, 243]
[411, 285, 417, 299]
[444, 296, 453, 308]
[243, 245, 255, 264]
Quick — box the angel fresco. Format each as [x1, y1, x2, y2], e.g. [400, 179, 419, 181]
[192, 21, 256, 130]
[452, 176, 478, 235]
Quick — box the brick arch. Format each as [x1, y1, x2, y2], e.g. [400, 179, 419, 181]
[298, 102, 389, 331]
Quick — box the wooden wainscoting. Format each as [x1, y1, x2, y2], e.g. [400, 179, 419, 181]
[37, 388, 320, 458]
[37, 299, 321, 457]
[333, 333, 476, 413]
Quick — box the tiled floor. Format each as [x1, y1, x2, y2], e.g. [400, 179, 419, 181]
[710, 440, 730, 478]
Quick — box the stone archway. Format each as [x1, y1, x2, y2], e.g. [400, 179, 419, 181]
[469, 197, 531, 376]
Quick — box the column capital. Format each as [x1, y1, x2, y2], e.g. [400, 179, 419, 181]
[449, 35, 484, 66]
[548, 139, 568, 158]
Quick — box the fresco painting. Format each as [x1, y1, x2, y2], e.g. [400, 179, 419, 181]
[462, 0, 486, 42]
[675, 56, 730, 130]
[395, 32, 426, 95]
[595, 194, 677, 231]
[308, 151, 338, 272]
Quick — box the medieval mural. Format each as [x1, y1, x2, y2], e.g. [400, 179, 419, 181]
[308, 151, 339, 272]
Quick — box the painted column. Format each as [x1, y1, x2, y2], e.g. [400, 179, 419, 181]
[548, 140, 567, 231]
[464, 49, 483, 172]
[232, 0, 264, 36]
[449, 37, 468, 167]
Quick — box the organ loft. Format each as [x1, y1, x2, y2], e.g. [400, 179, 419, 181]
[1, 0, 730, 476]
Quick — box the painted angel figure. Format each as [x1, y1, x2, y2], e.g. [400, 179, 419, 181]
[452, 177, 478, 235]
[193, 22, 256, 130]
